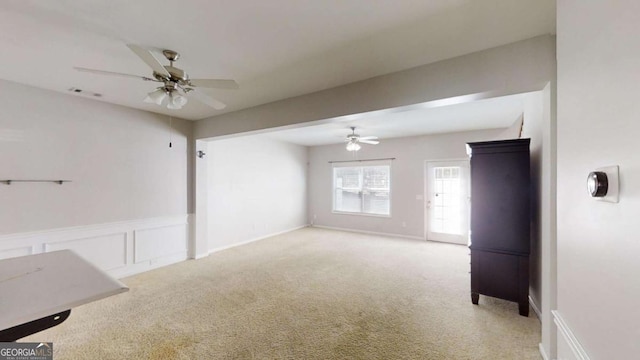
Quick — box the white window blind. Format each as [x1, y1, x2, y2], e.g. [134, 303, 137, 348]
[333, 163, 390, 216]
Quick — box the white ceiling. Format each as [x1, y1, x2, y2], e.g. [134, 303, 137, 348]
[0, 1, 555, 120]
[261, 93, 527, 146]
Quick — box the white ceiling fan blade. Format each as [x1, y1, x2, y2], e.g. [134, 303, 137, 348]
[359, 139, 380, 145]
[187, 90, 226, 110]
[74, 67, 151, 80]
[190, 79, 239, 90]
[359, 136, 378, 140]
[126, 44, 171, 77]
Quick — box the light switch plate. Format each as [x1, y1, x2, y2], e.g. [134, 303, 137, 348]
[595, 165, 619, 203]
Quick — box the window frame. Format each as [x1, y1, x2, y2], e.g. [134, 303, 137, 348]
[331, 163, 392, 218]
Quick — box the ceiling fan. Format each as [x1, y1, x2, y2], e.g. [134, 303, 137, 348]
[74, 44, 238, 110]
[345, 126, 379, 151]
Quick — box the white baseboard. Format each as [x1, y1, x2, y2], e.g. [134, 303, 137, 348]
[553, 310, 591, 360]
[529, 295, 542, 321]
[208, 224, 309, 255]
[312, 225, 424, 241]
[0, 214, 191, 279]
[539, 343, 550, 360]
[426, 238, 468, 246]
[193, 252, 210, 260]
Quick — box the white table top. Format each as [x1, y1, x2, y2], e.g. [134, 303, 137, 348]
[0, 250, 129, 330]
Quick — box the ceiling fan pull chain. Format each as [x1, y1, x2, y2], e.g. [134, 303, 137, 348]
[169, 116, 173, 148]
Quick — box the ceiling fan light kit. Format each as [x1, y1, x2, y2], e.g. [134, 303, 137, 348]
[143, 88, 167, 106]
[345, 127, 379, 152]
[76, 44, 238, 111]
[171, 92, 188, 107]
[167, 92, 188, 110]
[346, 141, 361, 152]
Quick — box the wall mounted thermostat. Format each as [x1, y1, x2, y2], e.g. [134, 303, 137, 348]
[588, 165, 619, 203]
[587, 171, 608, 197]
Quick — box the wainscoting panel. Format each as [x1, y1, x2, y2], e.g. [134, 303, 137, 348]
[45, 233, 127, 272]
[0, 215, 191, 279]
[0, 245, 33, 260]
[134, 224, 188, 264]
[553, 310, 591, 360]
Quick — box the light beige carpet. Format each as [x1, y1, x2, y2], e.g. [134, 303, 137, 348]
[24, 227, 541, 359]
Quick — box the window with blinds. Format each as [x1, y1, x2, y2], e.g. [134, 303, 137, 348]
[333, 165, 390, 215]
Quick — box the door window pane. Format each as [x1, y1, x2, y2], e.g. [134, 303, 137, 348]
[432, 166, 463, 234]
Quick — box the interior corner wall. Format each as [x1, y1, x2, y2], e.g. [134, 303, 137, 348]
[541, 82, 558, 360]
[308, 128, 506, 239]
[497, 115, 524, 139]
[0, 79, 194, 277]
[556, 0, 640, 359]
[522, 92, 544, 312]
[521, 85, 557, 359]
[207, 136, 308, 252]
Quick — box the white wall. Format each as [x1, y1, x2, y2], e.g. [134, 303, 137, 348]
[523, 93, 543, 310]
[557, 1, 640, 359]
[0, 80, 193, 234]
[193, 140, 209, 259]
[521, 87, 557, 359]
[308, 129, 507, 239]
[0, 79, 193, 277]
[207, 136, 308, 251]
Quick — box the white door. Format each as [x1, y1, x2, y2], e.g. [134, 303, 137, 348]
[425, 160, 470, 245]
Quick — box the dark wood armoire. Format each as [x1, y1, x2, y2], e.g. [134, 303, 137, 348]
[466, 138, 531, 316]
